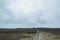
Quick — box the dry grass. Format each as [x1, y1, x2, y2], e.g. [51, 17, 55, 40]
[0, 32, 36, 40]
[43, 32, 60, 40]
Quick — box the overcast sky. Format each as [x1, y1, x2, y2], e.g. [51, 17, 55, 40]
[0, 0, 60, 28]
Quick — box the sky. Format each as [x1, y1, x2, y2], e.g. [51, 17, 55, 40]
[0, 0, 60, 28]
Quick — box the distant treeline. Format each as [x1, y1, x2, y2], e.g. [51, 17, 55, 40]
[0, 28, 60, 33]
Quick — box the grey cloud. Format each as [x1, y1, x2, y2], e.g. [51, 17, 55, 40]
[0, 0, 60, 28]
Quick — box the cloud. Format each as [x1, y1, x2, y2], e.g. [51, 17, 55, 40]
[0, 0, 60, 28]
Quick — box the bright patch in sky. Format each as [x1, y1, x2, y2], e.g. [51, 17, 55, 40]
[7, 0, 45, 17]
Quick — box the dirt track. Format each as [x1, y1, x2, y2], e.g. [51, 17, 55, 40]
[33, 32, 49, 40]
